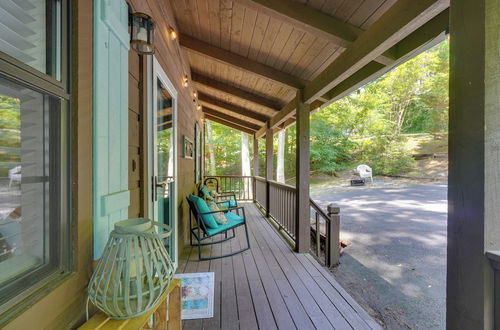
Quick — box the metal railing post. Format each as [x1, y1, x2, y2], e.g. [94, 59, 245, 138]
[327, 204, 341, 267]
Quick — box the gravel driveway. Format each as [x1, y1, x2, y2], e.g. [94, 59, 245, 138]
[312, 183, 447, 330]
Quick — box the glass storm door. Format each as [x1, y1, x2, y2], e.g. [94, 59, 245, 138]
[151, 58, 177, 266]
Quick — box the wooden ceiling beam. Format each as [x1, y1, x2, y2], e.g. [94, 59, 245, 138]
[204, 114, 256, 135]
[303, 0, 449, 103]
[270, 98, 297, 129]
[322, 9, 449, 102]
[180, 34, 307, 89]
[255, 125, 267, 139]
[198, 92, 270, 123]
[236, 0, 396, 65]
[191, 71, 281, 112]
[202, 107, 262, 131]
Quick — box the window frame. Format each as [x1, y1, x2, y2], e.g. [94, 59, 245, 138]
[0, 0, 72, 324]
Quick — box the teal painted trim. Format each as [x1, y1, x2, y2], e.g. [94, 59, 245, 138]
[93, 0, 130, 260]
[101, 0, 130, 48]
[101, 190, 130, 216]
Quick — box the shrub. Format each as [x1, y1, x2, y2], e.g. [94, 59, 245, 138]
[309, 121, 356, 175]
[357, 136, 416, 176]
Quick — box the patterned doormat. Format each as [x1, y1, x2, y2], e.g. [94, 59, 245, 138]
[173, 272, 215, 320]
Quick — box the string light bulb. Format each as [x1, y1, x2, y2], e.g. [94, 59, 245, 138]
[168, 26, 177, 40]
[182, 74, 188, 88]
[197, 104, 201, 111]
[193, 90, 197, 98]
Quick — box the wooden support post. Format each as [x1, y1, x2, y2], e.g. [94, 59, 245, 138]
[253, 135, 259, 202]
[327, 204, 341, 267]
[295, 89, 310, 253]
[447, 0, 500, 328]
[265, 125, 273, 217]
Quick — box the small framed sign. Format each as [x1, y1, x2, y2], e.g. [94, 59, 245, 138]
[183, 135, 194, 159]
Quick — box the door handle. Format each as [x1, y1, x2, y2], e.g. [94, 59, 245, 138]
[153, 176, 166, 201]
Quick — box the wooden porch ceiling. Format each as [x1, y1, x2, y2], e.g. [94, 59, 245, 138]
[171, 0, 450, 136]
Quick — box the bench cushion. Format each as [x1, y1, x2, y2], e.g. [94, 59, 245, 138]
[206, 212, 245, 236]
[220, 199, 237, 208]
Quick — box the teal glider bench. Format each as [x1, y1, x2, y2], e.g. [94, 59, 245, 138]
[186, 194, 250, 261]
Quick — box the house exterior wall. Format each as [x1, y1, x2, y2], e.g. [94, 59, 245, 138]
[4, 0, 94, 328]
[127, 0, 203, 249]
[5, 0, 201, 328]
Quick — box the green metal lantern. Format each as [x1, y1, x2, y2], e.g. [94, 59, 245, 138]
[88, 218, 175, 319]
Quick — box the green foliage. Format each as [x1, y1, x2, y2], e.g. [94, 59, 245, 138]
[357, 136, 416, 175]
[205, 121, 247, 175]
[0, 95, 21, 177]
[309, 120, 355, 174]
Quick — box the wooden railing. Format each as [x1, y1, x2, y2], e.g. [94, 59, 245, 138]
[203, 175, 254, 201]
[310, 199, 340, 267]
[254, 176, 267, 209]
[204, 175, 340, 267]
[268, 180, 297, 240]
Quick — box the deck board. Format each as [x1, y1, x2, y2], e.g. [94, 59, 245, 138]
[178, 203, 381, 330]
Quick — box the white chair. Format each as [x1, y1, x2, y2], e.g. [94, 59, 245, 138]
[8, 166, 21, 187]
[356, 164, 373, 183]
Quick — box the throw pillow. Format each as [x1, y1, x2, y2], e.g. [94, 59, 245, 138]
[207, 201, 227, 225]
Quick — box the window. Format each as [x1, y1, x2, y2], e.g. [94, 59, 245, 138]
[0, 0, 70, 319]
[0, 0, 62, 79]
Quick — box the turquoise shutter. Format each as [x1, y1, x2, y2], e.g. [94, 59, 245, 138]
[93, 0, 130, 259]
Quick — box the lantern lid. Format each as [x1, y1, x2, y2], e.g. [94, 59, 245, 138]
[114, 218, 153, 234]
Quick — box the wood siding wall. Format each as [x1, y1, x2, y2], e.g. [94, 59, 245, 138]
[128, 0, 203, 249]
[128, 51, 144, 218]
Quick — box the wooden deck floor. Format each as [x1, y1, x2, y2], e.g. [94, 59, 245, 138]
[177, 203, 381, 330]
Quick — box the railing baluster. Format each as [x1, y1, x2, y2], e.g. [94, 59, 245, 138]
[316, 211, 320, 259]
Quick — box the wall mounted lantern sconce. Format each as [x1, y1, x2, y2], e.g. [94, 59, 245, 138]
[129, 6, 156, 55]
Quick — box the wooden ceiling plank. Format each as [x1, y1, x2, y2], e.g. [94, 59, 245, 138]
[235, 0, 361, 48]
[198, 92, 271, 123]
[192, 71, 281, 111]
[235, 0, 395, 64]
[303, 0, 449, 103]
[179, 34, 307, 89]
[220, 0, 233, 49]
[205, 114, 257, 134]
[202, 106, 262, 130]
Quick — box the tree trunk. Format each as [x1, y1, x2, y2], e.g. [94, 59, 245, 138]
[206, 121, 216, 175]
[241, 133, 251, 198]
[277, 129, 285, 183]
